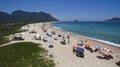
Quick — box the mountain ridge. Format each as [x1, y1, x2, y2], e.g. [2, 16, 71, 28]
[0, 10, 58, 22]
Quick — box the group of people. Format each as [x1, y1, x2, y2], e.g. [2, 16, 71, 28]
[32, 24, 114, 59]
[74, 40, 114, 60]
[23, 23, 119, 66]
[31, 25, 71, 48]
[42, 25, 71, 45]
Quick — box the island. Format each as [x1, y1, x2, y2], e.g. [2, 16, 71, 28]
[106, 17, 120, 22]
[74, 20, 79, 22]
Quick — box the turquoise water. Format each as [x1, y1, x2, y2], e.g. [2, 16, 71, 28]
[52, 21, 120, 45]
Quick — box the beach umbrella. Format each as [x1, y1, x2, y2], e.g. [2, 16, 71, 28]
[76, 47, 84, 53]
[73, 45, 78, 49]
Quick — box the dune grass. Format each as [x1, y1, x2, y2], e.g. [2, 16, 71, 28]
[0, 42, 55, 67]
[0, 23, 27, 45]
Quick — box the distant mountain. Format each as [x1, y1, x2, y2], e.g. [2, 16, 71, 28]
[0, 11, 11, 22]
[106, 17, 120, 22]
[0, 10, 58, 22]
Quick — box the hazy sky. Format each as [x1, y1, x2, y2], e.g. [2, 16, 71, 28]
[0, 0, 120, 21]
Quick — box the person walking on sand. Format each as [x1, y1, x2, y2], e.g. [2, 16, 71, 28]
[67, 35, 70, 45]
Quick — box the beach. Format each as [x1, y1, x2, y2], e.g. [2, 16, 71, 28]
[7, 22, 120, 67]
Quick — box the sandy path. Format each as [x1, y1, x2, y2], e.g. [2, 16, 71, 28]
[2, 22, 119, 67]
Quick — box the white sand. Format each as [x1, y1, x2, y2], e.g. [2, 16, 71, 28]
[2, 22, 120, 67]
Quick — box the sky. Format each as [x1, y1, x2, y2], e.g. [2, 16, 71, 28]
[0, 0, 120, 21]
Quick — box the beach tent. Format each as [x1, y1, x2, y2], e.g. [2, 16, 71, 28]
[43, 36, 48, 42]
[54, 35, 58, 40]
[76, 47, 84, 53]
[46, 31, 52, 36]
[11, 33, 24, 40]
[36, 34, 40, 37]
[75, 47, 84, 58]
[34, 34, 41, 39]
[48, 41, 54, 47]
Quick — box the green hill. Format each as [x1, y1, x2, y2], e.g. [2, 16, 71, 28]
[0, 10, 58, 22]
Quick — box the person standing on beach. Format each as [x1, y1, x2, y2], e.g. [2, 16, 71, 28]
[70, 32, 71, 35]
[67, 35, 70, 45]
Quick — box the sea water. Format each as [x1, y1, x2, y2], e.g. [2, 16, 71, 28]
[52, 21, 120, 47]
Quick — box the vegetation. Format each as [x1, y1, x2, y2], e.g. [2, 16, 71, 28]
[0, 10, 58, 22]
[0, 22, 27, 45]
[0, 42, 55, 67]
[0, 10, 58, 45]
[0, 10, 56, 67]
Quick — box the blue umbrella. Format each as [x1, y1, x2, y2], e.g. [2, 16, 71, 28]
[76, 47, 84, 53]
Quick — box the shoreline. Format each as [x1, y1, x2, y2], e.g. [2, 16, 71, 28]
[50, 22, 120, 52]
[51, 22, 120, 47]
